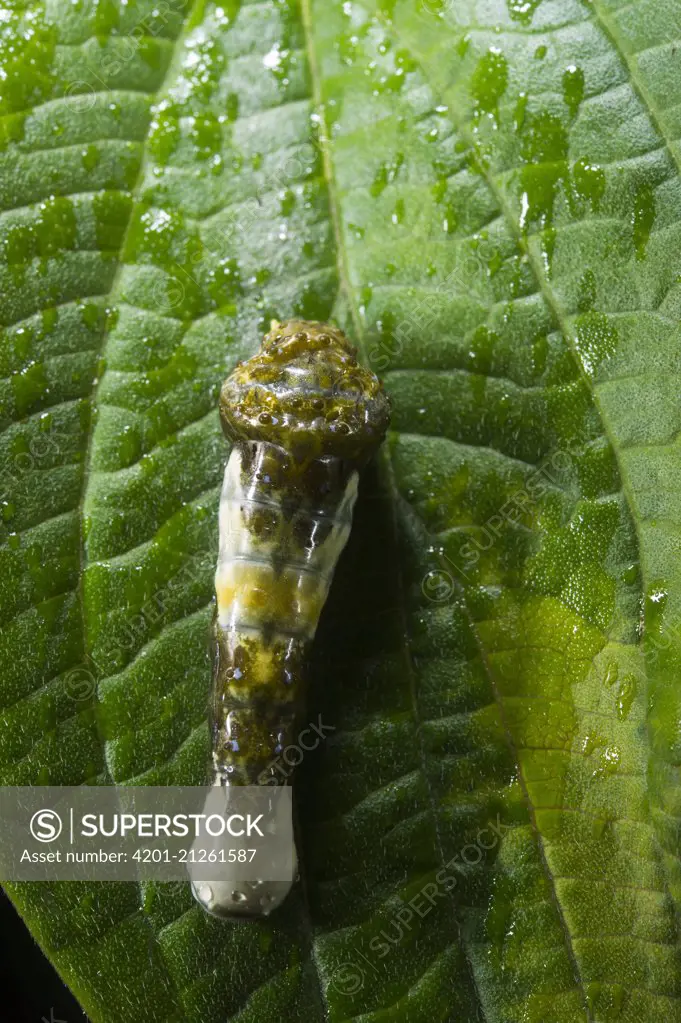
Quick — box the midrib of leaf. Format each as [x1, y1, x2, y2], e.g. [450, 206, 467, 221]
[461, 587, 594, 1021]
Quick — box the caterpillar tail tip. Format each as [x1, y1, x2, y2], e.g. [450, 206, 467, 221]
[190, 855, 297, 919]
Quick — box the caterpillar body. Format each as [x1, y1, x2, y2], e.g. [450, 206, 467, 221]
[190, 319, 390, 919]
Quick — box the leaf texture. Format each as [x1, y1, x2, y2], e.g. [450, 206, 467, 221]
[2, 0, 681, 1020]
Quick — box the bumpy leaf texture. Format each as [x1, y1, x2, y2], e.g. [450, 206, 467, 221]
[1, 0, 681, 1019]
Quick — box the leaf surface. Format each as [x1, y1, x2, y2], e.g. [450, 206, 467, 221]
[2, 0, 681, 1020]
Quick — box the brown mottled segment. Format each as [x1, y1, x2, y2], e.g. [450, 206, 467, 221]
[212, 320, 391, 786]
[220, 319, 390, 465]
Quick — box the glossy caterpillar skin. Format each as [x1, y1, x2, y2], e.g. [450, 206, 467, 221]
[191, 319, 390, 918]
[212, 442, 359, 785]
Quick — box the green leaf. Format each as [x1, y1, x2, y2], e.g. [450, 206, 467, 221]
[3, 0, 681, 1018]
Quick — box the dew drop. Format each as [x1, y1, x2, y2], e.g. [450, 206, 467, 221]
[562, 65, 584, 119]
[632, 181, 656, 261]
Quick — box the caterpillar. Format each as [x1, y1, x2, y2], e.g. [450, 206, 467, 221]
[190, 319, 391, 918]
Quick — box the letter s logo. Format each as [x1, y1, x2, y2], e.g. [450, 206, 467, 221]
[30, 809, 63, 843]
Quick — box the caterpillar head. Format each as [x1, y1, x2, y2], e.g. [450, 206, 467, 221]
[219, 319, 391, 464]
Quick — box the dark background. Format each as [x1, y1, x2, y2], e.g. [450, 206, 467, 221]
[0, 890, 89, 1022]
